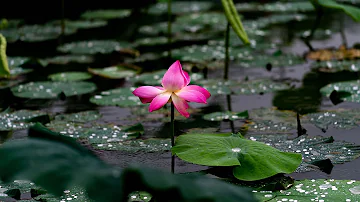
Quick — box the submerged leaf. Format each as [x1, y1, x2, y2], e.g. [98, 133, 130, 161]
[48, 72, 93, 82]
[172, 133, 302, 181]
[11, 81, 97, 99]
[90, 87, 142, 107]
[320, 80, 360, 103]
[57, 40, 133, 55]
[256, 179, 360, 201]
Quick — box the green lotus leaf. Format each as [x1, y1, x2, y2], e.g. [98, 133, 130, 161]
[80, 9, 131, 20]
[11, 81, 97, 99]
[203, 110, 249, 121]
[320, 80, 360, 103]
[148, 1, 213, 15]
[0, 109, 49, 131]
[90, 87, 142, 107]
[57, 40, 133, 55]
[88, 65, 139, 79]
[48, 72, 93, 82]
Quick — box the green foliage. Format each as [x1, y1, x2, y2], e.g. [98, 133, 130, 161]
[88, 65, 139, 79]
[221, 0, 250, 44]
[0, 109, 49, 131]
[172, 133, 302, 181]
[48, 72, 93, 82]
[0, 34, 10, 77]
[11, 81, 97, 99]
[203, 110, 249, 121]
[320, 80, 360, 103]
[311, 0, 360, 22]
[0, 123, 257, 202]
[256, 179, 360, 201]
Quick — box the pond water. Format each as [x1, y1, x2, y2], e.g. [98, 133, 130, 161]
[2, 0, 360, 201]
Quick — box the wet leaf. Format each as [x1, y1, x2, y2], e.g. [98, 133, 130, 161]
[297, 29, 334, 40]
[138, 22, 184, 36]
[238, 54, 305, 68]
[243, 108, 297, 133]
[34, 186, 92, 202]
[57, 40, 133, 55]
[88, 64, 139, 79]
[39, 55, 94, 66]
[0, 109, 49, 131]
[232, 79, 290, 95]
[255, 179, 360, 201]
[0, 124, 257, 202]
[311, 0, 360, 22]
[312, 60, 360, 72]
[0, 180, 46, 201]
[304, 108, 360, 130]
[236, 2, 314, 12]
[249, 134, 360, 171]
[54, 110, 101, 123]
[9, 67, 33, 77]
[7, 56, 30, 68]
[0, 78, 24, 90]
[196, 79, 232, 95]
[320, 80, 360, 103]
[203, 110, 249, 121]
[128, 191, 152, 202]
[93, 138, 170, 152]
[49, 20, 108, 29]
[48, 72, 93, 82]
[134, 36, 168, 47]
[148, 1, 213, 15]
[18, 24, 77, 42]
[172, 133, 302, 181]
[80, 9, 131, 20]
[11, 81, 97, 99]
[90, 87, 142, 107]
[130, 69, 203, 86]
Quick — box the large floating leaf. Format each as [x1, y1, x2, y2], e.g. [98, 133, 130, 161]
[130, 69, 203, 86]
[57, 40, 133, 55]
[48, 72, 93, 82]
[238, 54, 305, 68]
[49, 19, 108, 29]
[88, 64, 139, 79]
[232, 79, 290, 95]
[7, 56, 30, 68]
[172, 133, 302, 181]
[80, 9, 131, 20]
[11, 81, 97, 99]
[256, 179, 360, 201]
[53, 110, 101, 123]
[203, 110, 249, 121]
[90, 87, 142, 107]
[304, 108, 360, 130]
[148, 1, 213, 15]
[0, 109, 49, 131]
[312, 60, 360, 72]
[93, 138, 170, 152]
[311, 0, 360, 22]
[320, 80, 360, 103]
[0, 124, 257, 202]
[236, 2, 314, 12]
[17, 24, 77, 42]
[196, 79, 232, 95]
[243, 108, 297, 133]
[249, 133, 360, 167]
[39, 55, 94, 66]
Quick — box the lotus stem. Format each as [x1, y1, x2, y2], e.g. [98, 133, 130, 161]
[226, 95, 235, 133]
[171, 102, 175, 174]
[224, 22, 230, 80]
[305, 9, 323, 51]
[167, 0, 172, 58]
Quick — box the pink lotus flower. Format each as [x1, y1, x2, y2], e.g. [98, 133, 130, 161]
[132, 60, 211, 118]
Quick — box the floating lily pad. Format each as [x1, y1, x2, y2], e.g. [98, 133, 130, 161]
[297, 29, 334, 40]
[7, 56, 30, 67]
[0, 78, 24, 90]
[134, 36, 168, 47]
[249, 134, 360, 167]
[34, 186, 91, 202]
[39, 55, 94, 66]
[311, 60, 360, 72]
[203, 110, 249, 121]
[0, 109, 48, 131]
[304, 108, 360, 130]
[93, 138, 170, 152]
[258, 14, 308, 27]
[90, 87, 142, 107]
[48, 72, 93, 82]
[88, 64, 139, 79]
[138, 22, 185, 36]
[57, 40, 133, 55]
[243, 108, 297, 133]
[9, 67, 33, 76]
[54, 110, 101, 123]
[172, 133, 302, 181]
[80, 9, 131, 20]
[11, 81, 97, 99]
[232, 79, 290, 95]
[255, 179, 360, 201]
[130, 69, 203, 86]
[18, 24, 77, 42]
[238, 54, 305, 68]
[0, 180, 46, 201]
[236, 1, 314, 13]
[176, 12, 227, 28]
[197, 79, 232, 95]
[148, 1, 213, 15]
[50, 19, 108, 29]
[320, 80, 360, 103]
